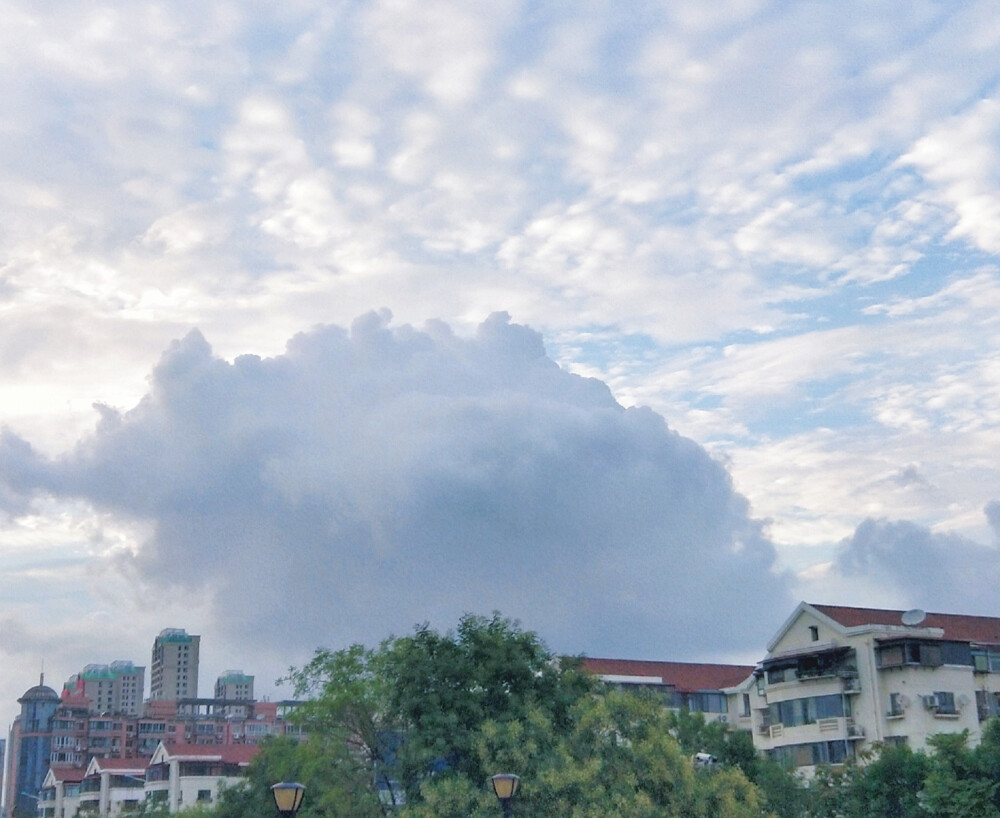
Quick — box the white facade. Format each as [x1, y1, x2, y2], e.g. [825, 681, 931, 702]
[78, 757, 147, 818]
[752, 602, 1000, 771]
[38, 767, 82, 818]
[144, 742, 256, 813]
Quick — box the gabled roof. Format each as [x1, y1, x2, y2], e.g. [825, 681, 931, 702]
[580, 657, 754, 692]
[43, 765, 86, 786]
[813, 604, 1000, 645]
[150, 741, 260, 766]
[85, 755, 148, 776]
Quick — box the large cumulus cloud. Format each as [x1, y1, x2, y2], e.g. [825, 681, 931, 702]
[0, 312, 791, 658]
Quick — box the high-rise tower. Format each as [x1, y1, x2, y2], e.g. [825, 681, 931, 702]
[149, 628, 200, 701]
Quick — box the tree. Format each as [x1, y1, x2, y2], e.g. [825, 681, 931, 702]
[920, 731, 1000, 818]
[213, 735, 385, 818]
[834, 743, 929, 818]
[281, 613, 597, 807]
[226, 613, 772, 818]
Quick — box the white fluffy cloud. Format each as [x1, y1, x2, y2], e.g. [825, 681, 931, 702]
[0, 314, 792, 662]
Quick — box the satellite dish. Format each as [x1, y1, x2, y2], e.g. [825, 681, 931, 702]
[901, 608, 926, 626]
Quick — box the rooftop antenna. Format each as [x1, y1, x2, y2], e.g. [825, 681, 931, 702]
[901, 608, 926, 626]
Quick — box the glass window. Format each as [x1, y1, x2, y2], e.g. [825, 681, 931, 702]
[878, 645, 904, 667]
[934, 691, 956, 714]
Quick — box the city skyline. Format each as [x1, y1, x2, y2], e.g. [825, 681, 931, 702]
[2, 2, 1000, 733]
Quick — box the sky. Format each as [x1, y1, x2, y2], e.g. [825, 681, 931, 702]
[2, 0, 1000, 727]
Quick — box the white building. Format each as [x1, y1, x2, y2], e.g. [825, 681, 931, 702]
[752, 602, 1000, 771]
[38, 766, 83, 818]
[144, 742, 258, 812]
[78, 757, 147, 817]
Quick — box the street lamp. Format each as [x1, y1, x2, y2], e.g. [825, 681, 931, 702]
[271, 782, 306, 818]
[490, 774, 519, 818]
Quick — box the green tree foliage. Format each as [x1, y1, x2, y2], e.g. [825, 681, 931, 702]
[279, 613, 597, 807]
[664, 705, 802, 818]
[219, 612, 772, 818]
[828, 743, 929, 818]
[920, 730, 1000, 818]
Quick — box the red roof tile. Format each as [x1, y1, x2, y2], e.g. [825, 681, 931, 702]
[580, 657, 753, 691]
[47, 766, 86, 784]
[90, 757, 148, 772]
[813, 604, 1000, 645]
[161, 743, 261, 765]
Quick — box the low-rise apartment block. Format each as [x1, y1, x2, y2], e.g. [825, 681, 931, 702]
[750, 602, 1000, 771]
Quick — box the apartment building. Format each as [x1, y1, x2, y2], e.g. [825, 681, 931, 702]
[149, 630, 200, 701]
[751, 602, 1000, 771]
[214, 671, 253, 702]
[8, 628, 304, 818]
[75, 757, 147, 818]
[38, 743, 259, 818]
[144, 742, 258, 813]
[62, 663, 145, 717]
[581, 657, 755, 724]
[37, 766, 84, 818]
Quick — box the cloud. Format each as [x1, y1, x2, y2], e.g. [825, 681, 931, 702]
[0, 313, 791, 660]
[832, 512, 1000, 614]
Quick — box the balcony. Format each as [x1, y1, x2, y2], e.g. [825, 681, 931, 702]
[761, 717, 864, 743]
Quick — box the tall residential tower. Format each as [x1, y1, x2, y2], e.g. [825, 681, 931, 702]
[149, 629, 200, 701]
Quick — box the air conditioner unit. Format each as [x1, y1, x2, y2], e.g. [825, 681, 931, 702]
[922, 694, 939, 710]
[718, 714, 727, 723]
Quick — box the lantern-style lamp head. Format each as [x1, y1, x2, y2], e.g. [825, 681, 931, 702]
[491, 774, 519, 810]
[271, 782, 306, 818]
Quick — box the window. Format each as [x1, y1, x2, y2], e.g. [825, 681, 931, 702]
[809, 626, 819, 641]
[877, 640, 943, 668]
[685, 692, 727, 713]
[197, 791, 212, 803]
[934, 691, 957, 715]
[768, 740, 848, 768]
[742, 694, 751, 717]
[888, 692, 905, 717]
[768, 694, 847, 727]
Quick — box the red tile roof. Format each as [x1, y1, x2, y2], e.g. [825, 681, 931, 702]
[813, 604, 1000, 645]
[47, 765, 85, 784]
[161, 743, 261, 765]
[580, 657, 753, 691]
[90, 757, 148, 772]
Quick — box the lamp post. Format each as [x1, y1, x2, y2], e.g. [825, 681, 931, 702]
[490, 774, 519, 818]
[271, 782, 306, 818]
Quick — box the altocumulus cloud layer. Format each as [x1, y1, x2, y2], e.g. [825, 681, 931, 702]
[2, 313, 792, 658]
